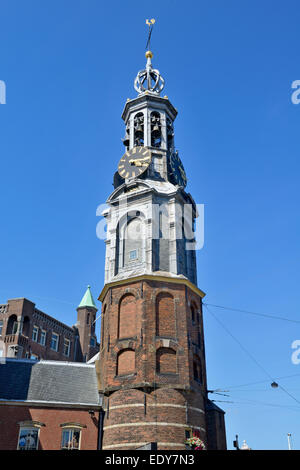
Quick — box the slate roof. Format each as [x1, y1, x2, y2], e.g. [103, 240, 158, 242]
[0, 359, 100, 407]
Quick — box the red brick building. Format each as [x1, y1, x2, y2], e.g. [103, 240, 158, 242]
[0, 359, 101, 450]
[0, 286, 99, 362]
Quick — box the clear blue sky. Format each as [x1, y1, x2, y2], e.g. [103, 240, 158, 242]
[0, 0, 299, 450]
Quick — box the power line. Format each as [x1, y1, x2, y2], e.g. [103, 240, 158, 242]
[219, 388, 300, 393]
[214, 373, 300, 391]
[203, 302, 300, 324]
[213, 398, 300, 412]
[204, 304, 274, 380]
[204, 304, 300, 407]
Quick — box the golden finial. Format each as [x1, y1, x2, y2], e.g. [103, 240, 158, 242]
[145, 50, 153, 59]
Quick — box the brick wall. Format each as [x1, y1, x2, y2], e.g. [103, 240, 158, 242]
[98, 278, 211, 450]
[102, 388, 207, 450]
[0, 405, 98, 450]
[0, 298, 99, 362]
[0, 298, 77, 361]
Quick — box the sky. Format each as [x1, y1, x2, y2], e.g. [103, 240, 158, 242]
[0, 0, 300, 450]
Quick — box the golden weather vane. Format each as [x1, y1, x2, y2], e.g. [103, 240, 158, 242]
[145, 18, 155, 51]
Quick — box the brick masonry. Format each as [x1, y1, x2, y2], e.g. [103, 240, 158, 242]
[0, 405, 98, 450]
[97, 278, 216, 450]
[0, 298, 99, 362]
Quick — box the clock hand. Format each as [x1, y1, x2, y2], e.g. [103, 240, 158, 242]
[129, 157, 150, 163]
[129, 158, 150, 167]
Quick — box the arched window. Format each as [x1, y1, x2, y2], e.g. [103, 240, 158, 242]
[22, 316, 30, 337]
[191, 305, 196, 324]
[191, 303, 200, 324]
[156, 347, 177, 374]
[193, 355, 202, 384]
[134, 112, 144, 147]
[156, 293, 175, 337]
[117, 349, 135, 376]
[166, 117, 174, 152]
[118, 294, 136, 339]
[123, 217, 142, 267]
[6, 314, 18, 335]
[150, 111, 161, 148]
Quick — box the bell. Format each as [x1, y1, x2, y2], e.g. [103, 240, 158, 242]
[152, 124, 160, 137]
[122, 133, 129, 147]
[135, 124, 143, 138]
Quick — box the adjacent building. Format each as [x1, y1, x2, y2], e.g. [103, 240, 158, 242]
[0, 359, 101, 450]
[0, 286, 99, 363]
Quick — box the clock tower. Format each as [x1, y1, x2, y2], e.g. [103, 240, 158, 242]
[97, 45, 226, 450]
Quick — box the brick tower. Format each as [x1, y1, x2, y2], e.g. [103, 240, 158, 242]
[76, 285, 99, 362]
[97, 46, 226, 450]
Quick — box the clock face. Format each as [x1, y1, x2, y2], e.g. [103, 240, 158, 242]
[118, 147, 152, 179]
[169, 152, 187, 188]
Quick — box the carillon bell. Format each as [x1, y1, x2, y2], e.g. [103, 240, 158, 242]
[152, 123, 160, 137]
[123, 132, 130, 147]
[135, 124, 143, 138]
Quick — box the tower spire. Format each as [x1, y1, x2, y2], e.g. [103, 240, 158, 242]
[134, 19, 165, 95]
[78, 285, 97, 309]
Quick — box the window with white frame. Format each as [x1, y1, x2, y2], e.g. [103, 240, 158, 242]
[32, 326, 38, 342]
[63, 338, 70, 357]
[40, 330, 46, 346]
[61, 427, 81, 450]
[17, 427, 39, 450]
[0, 320, 3, 336]
[50, 332, 59, 351]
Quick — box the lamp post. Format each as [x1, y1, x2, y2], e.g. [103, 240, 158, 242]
[287, 433, 292, 450]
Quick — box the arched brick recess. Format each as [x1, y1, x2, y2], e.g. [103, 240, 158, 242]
[156, 347, 177, 374]
[118, 294, 136, 339]
[155, 292, 175, 337]
[117, 349, 135, 376]
[101, 304, 106, 345]
[193, 354, 202, 384]
[190, 301, 200, 346]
